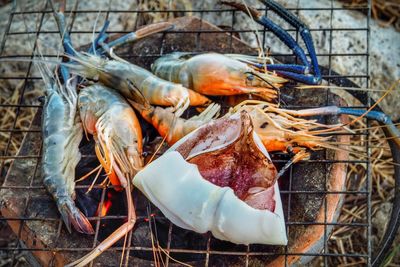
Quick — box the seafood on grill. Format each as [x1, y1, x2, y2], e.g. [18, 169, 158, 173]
[30, 1, 400, 265]
[78, 84, 144, 189]
[68, 53, 211, 117]
[130, 100, 221, 145]
[37, 4, 95, 235]
[39, 65, 94, 235]
[152, 52, 286, 101]
[222, 0, 322, 85]
[133, 111, 287, 245]
[67, 83, 144, 267]
[132, 97, 400, 245]
[233, 101, 338, 154]
[232, 100, 400, 156]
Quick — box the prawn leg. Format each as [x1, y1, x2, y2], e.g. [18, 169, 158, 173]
[52, 2, 75, 57]
[292, 106, 400, 147]
[275, 150, 310, 179]
[56, 13, 173, 61]
[107, 22, 173, 49]
[88, 20, 110, 54]
[97, 22, 174, 55]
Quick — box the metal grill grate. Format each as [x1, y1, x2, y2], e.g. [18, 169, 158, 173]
[1, 0, 397, 266]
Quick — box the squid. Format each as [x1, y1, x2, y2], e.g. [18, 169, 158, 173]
[133, 111, 288, 245]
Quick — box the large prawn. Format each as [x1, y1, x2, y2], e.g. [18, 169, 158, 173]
[230, 98, 400, 169]
[152, 52, 286, 101]
[67, 52, 211, 116]
[38, 4, 94, 235]
[78, 84, 143, 189]
[67, 84, 143, 267]
[233, 102, 338, 153]
[40, 66, 94, 235]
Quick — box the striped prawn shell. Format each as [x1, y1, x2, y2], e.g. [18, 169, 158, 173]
[78, 84, 143, 188]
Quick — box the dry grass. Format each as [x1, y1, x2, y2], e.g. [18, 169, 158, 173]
[316, 117, 398, 266]
[0, 78, 42, 163]
[340, 0, 400, 30]
[0, 76, 42, 265]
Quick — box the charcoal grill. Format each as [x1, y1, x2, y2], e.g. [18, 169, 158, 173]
[0, 0, 399, 266]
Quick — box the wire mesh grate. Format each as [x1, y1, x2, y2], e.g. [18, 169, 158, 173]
[0, 0, 390, 266]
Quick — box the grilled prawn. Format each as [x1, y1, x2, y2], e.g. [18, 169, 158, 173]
[78, 84, 143, 189]
[130, 101, 220, 145]
[233, 100, 400, 159]
[41, 70, 94, 235]
[151, 52, 287, 101]
[233, 102, 336, 154]
[69, 84, 143, 267]
[39, 3, 95, 235]
[69, 53, 211, 116]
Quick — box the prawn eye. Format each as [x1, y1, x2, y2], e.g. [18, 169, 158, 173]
[246, 74, 254, 81]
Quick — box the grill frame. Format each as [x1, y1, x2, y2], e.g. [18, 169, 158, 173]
[0, 0, 398, 266]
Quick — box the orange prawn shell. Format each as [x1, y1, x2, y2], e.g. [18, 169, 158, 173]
[183, 54, 252, 95]
[78, 85, 143, 190]
[111, 106, 143, 153]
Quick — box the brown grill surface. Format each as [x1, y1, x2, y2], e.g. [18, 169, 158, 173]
[0, 15, 355, 266]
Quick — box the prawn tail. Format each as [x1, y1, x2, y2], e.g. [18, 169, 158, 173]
[187, 89, 212, 106]
[58, 198, 95, 235]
